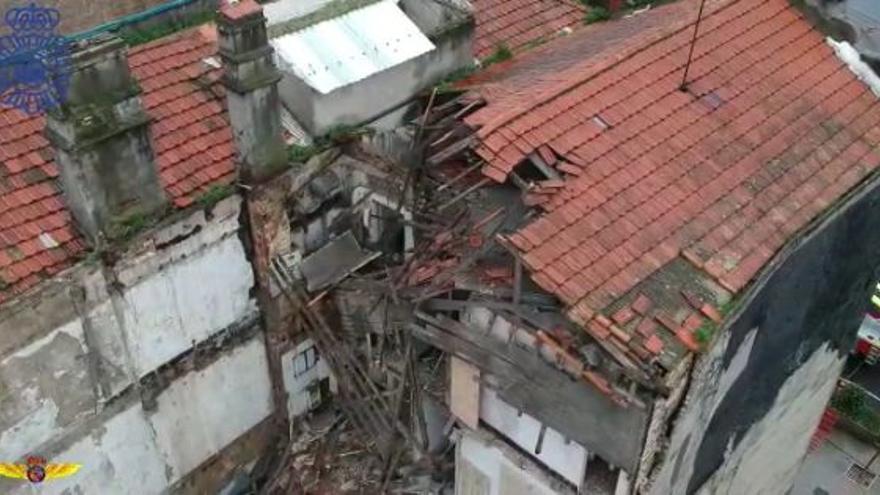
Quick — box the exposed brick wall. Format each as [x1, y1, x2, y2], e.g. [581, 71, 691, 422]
[0, 0, 168, 34]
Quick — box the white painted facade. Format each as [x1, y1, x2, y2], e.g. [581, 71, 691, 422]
[4, 337, 272, 495]
[118, 234, 256, 378]
[449, 307, 591, 492]
[281, 338, 336, 417]
[456, 430, 573, 495]
[0, 196, 272, 493]
[480, 389, 589, 488]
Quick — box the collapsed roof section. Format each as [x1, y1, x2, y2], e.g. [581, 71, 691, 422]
[428, 0, 880, 384]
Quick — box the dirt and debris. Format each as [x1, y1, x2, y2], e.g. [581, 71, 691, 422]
[253, 88, 647, 492]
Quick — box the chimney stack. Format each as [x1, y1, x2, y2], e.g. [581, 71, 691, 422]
[45, 34, 168, 245]
[217, 0, 288, 183]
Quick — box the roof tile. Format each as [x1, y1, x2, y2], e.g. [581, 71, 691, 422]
[0, 25, 234, 303]
[471, 0, 586, 59]
[463, 0, 879, 354]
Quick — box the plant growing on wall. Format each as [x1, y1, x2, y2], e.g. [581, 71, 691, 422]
[832, 382, 880, 435]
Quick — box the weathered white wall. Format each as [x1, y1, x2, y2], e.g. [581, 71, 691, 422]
[149, 338, 273, 482]
[110, 196, 257, 378]
[7, 404, 169, 495]
[456, 430, 574, 495]
[118, 235, 256, 377]
[2, 335, 272, 495]
[648, 329, 844, 495]
[276, 7, 473, 135]
[634, 356, 692, 493]
[0, 319, 92, 461]
[281, 338, 335, 417]
[0, 196, 271, 493]
[480, 388, 589, 488]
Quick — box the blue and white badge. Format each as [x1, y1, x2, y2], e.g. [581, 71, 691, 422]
[0, 3, 71, 115]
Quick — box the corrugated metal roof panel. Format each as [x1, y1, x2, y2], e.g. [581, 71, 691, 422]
[272, 0, 435, 95]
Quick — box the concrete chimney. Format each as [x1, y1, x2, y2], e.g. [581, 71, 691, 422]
[217, 0, 288, 183]
[45, 34, 168, 245]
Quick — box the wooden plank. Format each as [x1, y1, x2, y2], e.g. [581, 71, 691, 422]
[437, 178, 490, 212]
[450, 356, 481, 430]
[510, 257, 523, 345]
[407, 316, 649, 473]
[427, 136, 476, 166]
[436, 162, 483, 192]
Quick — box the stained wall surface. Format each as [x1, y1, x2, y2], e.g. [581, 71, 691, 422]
[650, 173, 880, 494]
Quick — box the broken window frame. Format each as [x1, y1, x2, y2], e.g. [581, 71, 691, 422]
[293, 345, 319, 378]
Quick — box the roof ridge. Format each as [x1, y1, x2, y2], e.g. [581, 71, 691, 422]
[476, 0, 740, 138]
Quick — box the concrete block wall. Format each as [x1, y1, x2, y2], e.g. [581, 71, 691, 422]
[0, 195, 273, 494]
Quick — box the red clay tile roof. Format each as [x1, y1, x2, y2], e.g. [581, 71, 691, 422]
[472, 0, 586, 59]
[219, 0, 263, 21]
[0, 24, 234, 302]
[466, 0, 880, 320]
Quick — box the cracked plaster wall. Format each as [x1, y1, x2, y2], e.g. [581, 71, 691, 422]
[1, 337, 272, 495]
[0, 195, 271, 493]
[648, 174, 880, 494]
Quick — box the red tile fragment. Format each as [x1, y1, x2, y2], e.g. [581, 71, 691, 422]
[701, 303, 723, 323]
[631, 294, 653, 315]
[468, 233, 483, 248]
[609, 324, 631, 344]
[681, 248, 706, 269]
[676, 329, 700, 352]
[612, 306, 635, 325]
[682, 313, 704, 333]
[583, 370, 613, 396]
[587, 318, 611, 340]
[636, 318, 658, 338]
[655, 314, 679, 332]
[645, 335, 664, 355]
[631, 344, 651, 361]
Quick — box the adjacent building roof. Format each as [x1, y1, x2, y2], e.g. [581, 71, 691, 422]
[0, 24, 234, 302]
[471, 0, 585, 59]
[271, 0, 435, 95]
[460, 0, 880, 366]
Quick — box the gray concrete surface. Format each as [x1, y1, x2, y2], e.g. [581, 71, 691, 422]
[793, 429, 880, 495]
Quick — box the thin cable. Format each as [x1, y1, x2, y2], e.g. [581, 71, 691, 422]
[680, 0, 709, 91]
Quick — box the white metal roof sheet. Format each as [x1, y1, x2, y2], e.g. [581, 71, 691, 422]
[272, 0, 435, 95]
